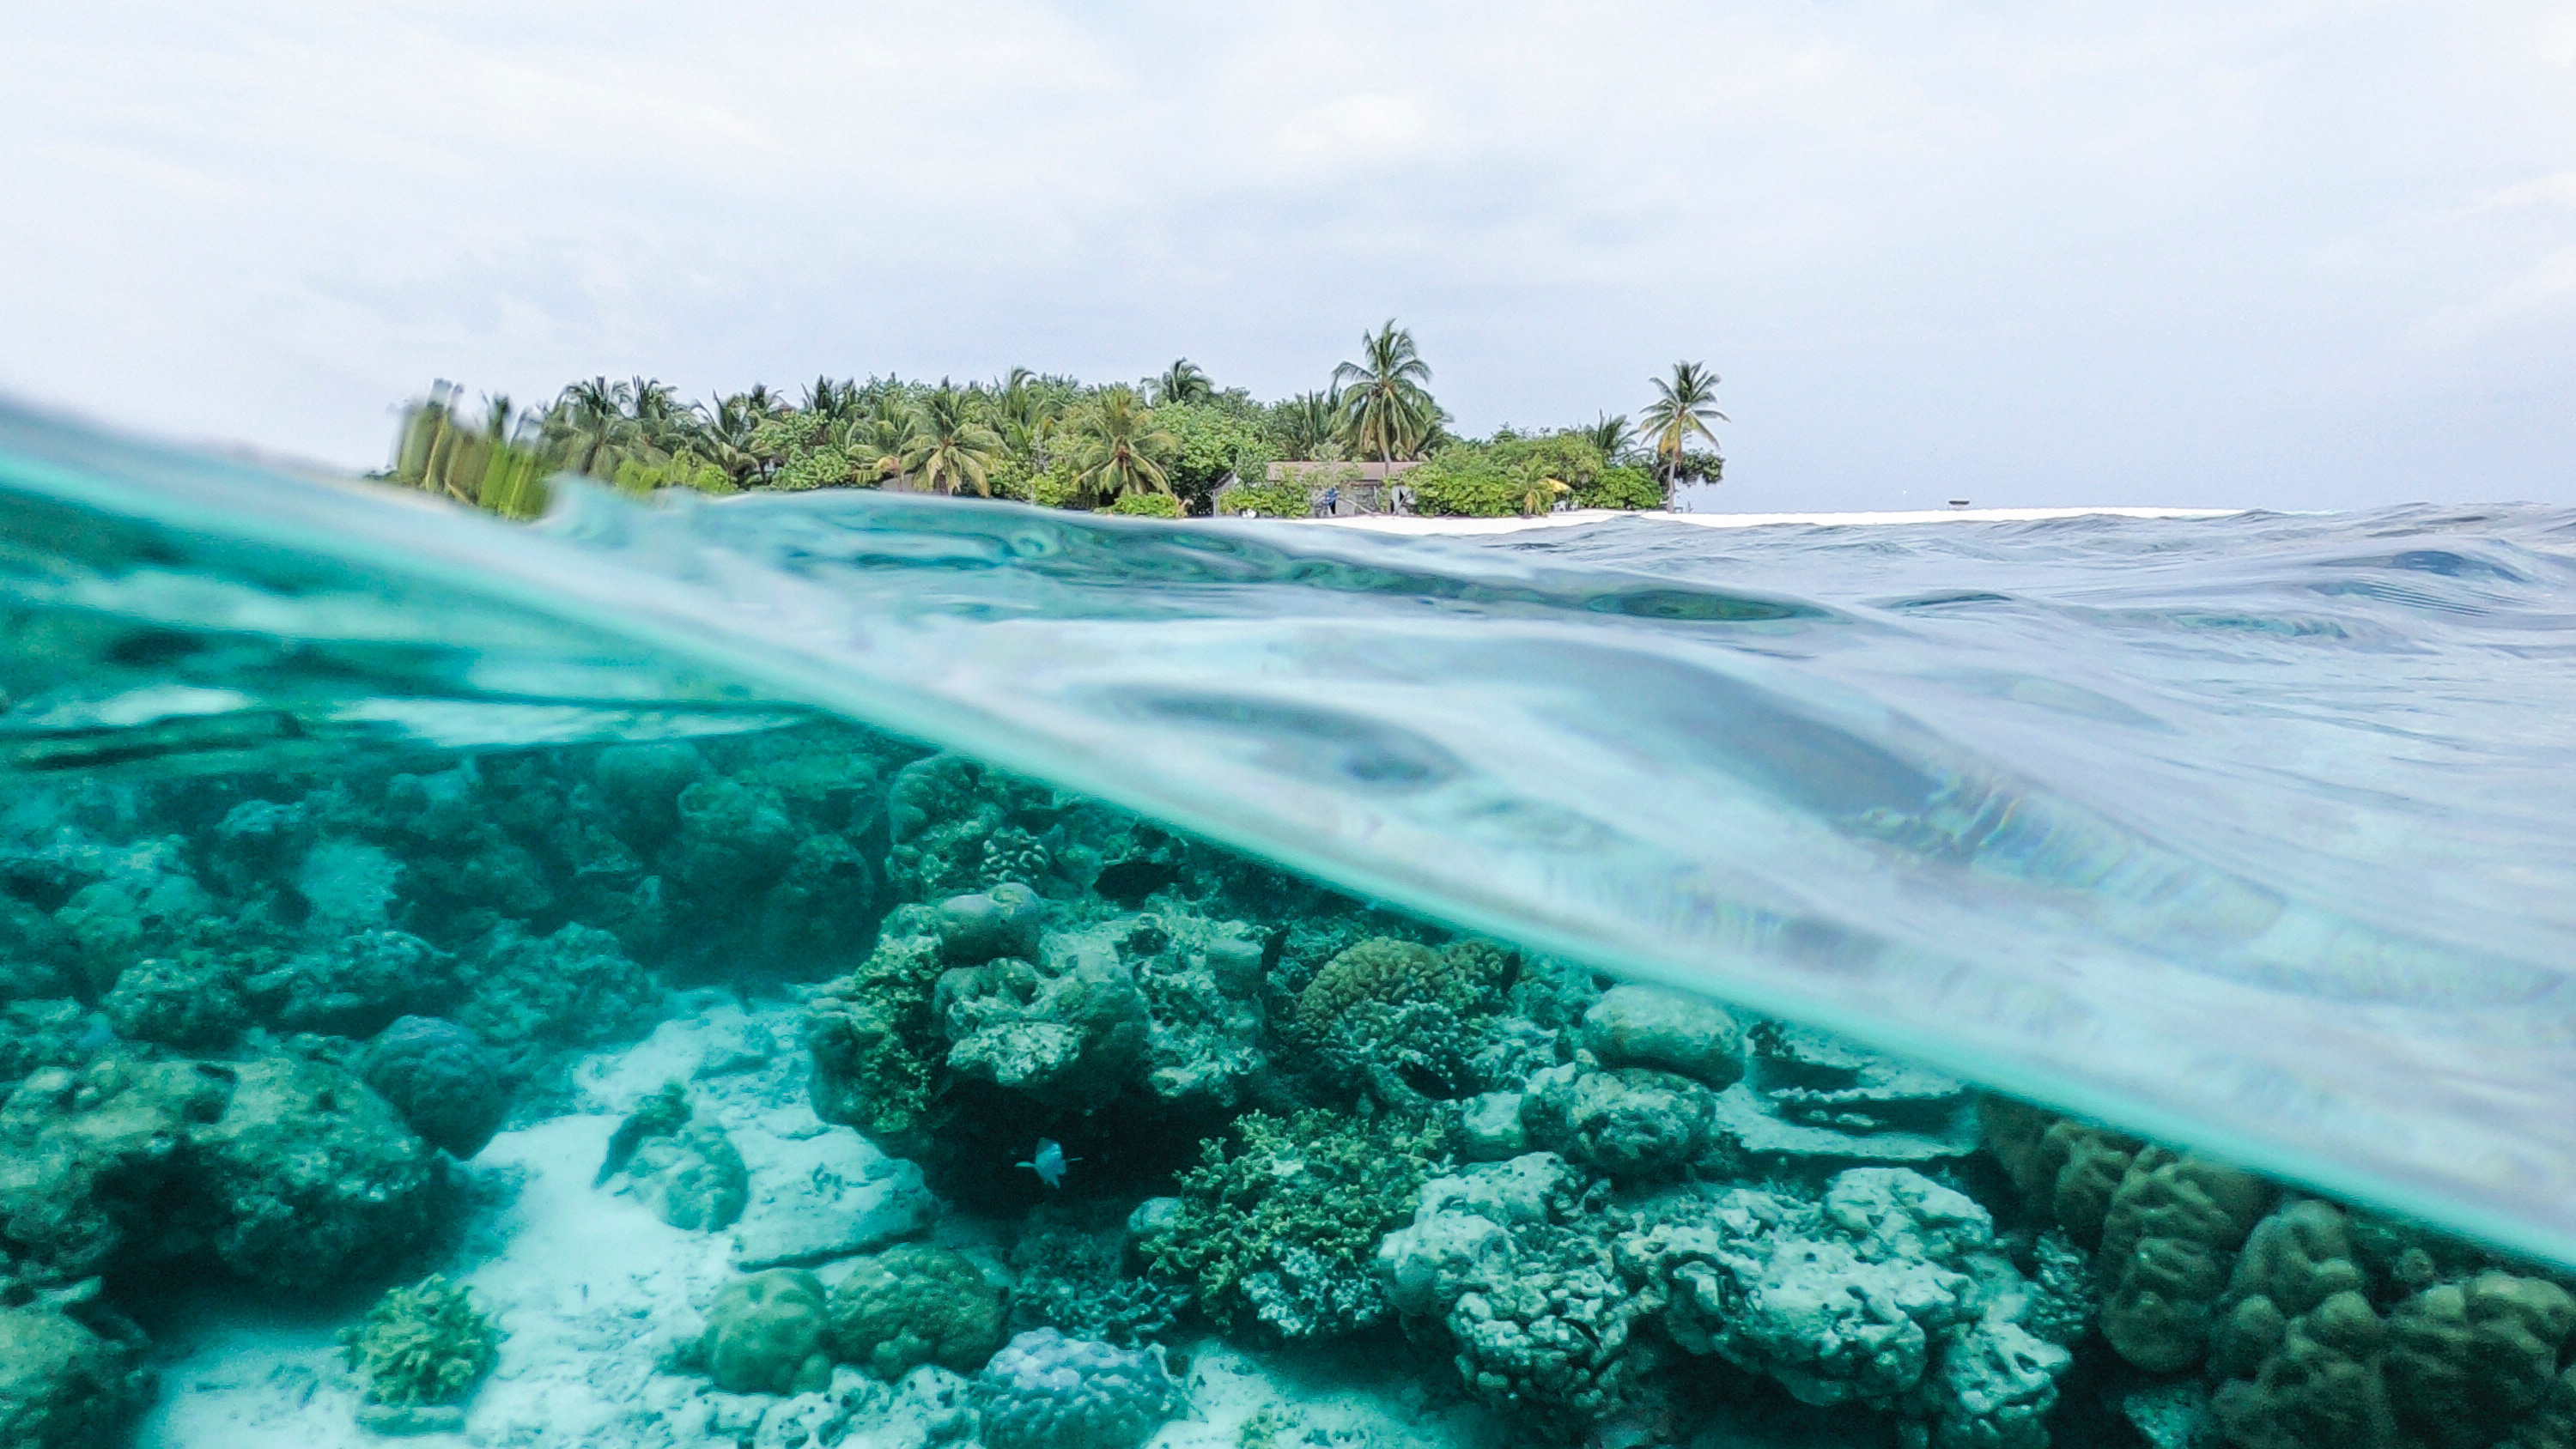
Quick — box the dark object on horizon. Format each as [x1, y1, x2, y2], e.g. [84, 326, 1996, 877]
[1949, 499, 1971, 508]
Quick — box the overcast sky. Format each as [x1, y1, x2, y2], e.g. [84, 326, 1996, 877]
[2, 3, 2570, 511]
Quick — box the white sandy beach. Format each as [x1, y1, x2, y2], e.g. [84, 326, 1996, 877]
[1286, 505, 2242, 535]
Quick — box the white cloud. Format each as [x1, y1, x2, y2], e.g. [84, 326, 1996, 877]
[0, 1, 2571, 507]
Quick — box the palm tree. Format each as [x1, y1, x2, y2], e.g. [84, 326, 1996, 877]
[702, 390, 783, 485]
[389, 381, 551, 518]
[1333, 321, 1438, 473]
[993, 367, 1066, 471]
[1273, 391, 1341, 461]
[801, 375, 861, 423]
[903, 382, 1007, 496]
[1637, 362, 1727, 490]
[1151, 359, 1213, 406]
[1066, 385, 1177, 501]
[1519, 476, 1572, 517]
[854, 392, 924, 487]
[545, 377, 654, 478]
[1582, 412, 1631, 459]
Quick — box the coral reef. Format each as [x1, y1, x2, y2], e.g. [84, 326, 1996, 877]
[7, 720, 2567, 1449]
[692, 1270, 836, 1396]
[361, 1015, 512, 1159]
[337, 1274, 501, 1409]
[1156, 1108, 1452, 1340]
[0, 1052, 436, 1293]
[2204, 1196, 2576, 1449]
[0, 1282, 152, 1449]
[972, 1328, 1179, 1449]
[597, 1081, 749, 1232]
[1007, 1202, 1194, 1347]
[826, 1243, 1009, 1379]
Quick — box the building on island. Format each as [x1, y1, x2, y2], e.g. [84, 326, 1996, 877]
[1214, 459, 1425, 518]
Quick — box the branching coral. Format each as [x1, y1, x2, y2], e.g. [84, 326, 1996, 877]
[1009, 1206, 1193, 1347]
[337, 1275, 501, 1408]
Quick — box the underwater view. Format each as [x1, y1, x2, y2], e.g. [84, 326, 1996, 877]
[4, 404, 2576, 1449]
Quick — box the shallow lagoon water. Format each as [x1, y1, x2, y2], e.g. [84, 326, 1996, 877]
[3, 404, 2575, 1449]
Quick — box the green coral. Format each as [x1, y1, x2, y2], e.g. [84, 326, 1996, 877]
[825, 1243, 1008, 1379]
[337, 1275, 501, 1408]
[1007, 1205, 1194, 1347]
[804, 917, 949, 1155]
[1152, 1108, 1451, 1339]
[1294, 937, 1506, 1029]
[1293, 937, 1514, 1112]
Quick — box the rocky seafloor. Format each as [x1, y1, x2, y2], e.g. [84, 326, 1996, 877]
[2, 721, 2569, 1449]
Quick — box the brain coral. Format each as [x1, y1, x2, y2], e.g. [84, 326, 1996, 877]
[827, 1244, 1008, 1379]
[1295, 937, 1506, 1031]
[972, 1328, 1177, 1449]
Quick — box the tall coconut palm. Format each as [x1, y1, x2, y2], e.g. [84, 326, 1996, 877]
[854, 392, 924, 487]
[1332, 320, 1438, 473]
[1582, 412, 1631, 459]
[703, 389, 783, 485]
[545, 377, 653, 478]
[1151, 359, 1213, 406]
[1273, 391, 1340, 461]
[801, 375, 861, 423]
[1066, 385, 1177, 501]
[1637, 362, 1727, 490]
[903, 382, 1007, 496]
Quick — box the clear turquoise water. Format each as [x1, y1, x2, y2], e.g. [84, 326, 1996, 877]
[5, 403, 2572, 1265]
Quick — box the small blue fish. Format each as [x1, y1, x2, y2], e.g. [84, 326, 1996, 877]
[1017, 1138, 1078, 1189]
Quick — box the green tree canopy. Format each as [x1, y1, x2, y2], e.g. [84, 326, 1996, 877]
[1332, 321, 1439, 469]
[1151, 358, 1214, 406]
[1637, 361, 1727, 489]
[1065, 385, 1178, 503]
[1154, 401, 1279, 513]
[902, 382, 1005, 497]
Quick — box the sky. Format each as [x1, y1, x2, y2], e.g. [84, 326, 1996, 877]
[1, 2, 2570, 512]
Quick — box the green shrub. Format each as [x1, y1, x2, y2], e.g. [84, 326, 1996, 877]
[613, 455, 738, 497]
[1217, 480, 1319, 518]
[338, 1276, 501, 1407]
[1030, 462, 1084, 509]
[1578, 464, 1663, 511]
[1407, 451, 1522, 517]
[1103, 492, 1182, 518]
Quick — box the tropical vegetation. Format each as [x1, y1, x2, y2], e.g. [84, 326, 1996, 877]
[382, 327, 1724, 521]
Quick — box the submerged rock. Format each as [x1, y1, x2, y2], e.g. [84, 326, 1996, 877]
[1519, 1061, 1714, 1177]
[0, 1052, 437, 1293]
[363, 1015, 512, 1159]
[1577, 984, 1746, 1088]
[597, 1080, 749, 1231]
[934, 882, 1048, 965]
[0, 1287, 152, 1449]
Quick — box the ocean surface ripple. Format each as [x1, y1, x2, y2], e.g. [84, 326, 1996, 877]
[5, 403, 2574, 1262]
